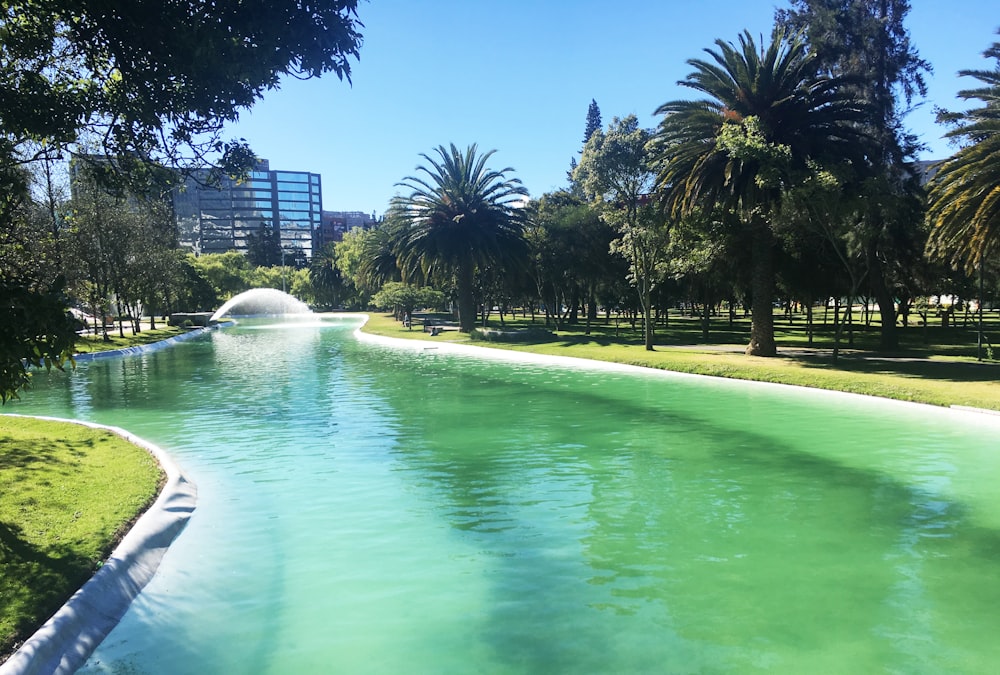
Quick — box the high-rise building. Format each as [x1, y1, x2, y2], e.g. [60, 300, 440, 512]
[314, 210, 377, 251]
[174, 159, 323, 259]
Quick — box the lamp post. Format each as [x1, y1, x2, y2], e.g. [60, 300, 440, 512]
[281, 248, 286, 293]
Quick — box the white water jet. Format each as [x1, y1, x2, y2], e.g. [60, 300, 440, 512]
[210, 288, 312, 322]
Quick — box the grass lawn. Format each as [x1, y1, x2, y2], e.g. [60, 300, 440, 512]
[2, 306, 995, 663]
[362, 310, 1000, 411]
[0, 416, 163, 661]
[74, 320, 187, 355]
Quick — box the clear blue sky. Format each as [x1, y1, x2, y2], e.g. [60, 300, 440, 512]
[225, 0, 998, 216]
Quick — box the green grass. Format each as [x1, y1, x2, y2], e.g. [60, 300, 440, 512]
[362, 311, 1000, 411]
[75, 322, 188, 355]
[0, 416, 163, 660]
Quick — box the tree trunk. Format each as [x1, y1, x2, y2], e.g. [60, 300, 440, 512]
[746, 224, 776, 356]
[867, 235, 898, 351]
[641, 277, 654, 351]
[832, 296, 842, 364]
[806, 301, 813, 345]
[701, 295, 710, 341]
[456, 263, 476, 332]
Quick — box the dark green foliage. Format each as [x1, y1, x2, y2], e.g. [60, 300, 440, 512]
[0, 1, 364, 400]
[583, 99, 603, 144]
[392, 144, 529, 332]
[527, 191, 618, 331]
[926, 33, 1000, 272]
[776, 0, 931, 351]
[371, 281, 445, 319]
[0, 280, 78, 403]
[1, 1, 363, 180]
[652, 29, 868, 356]
[245, 223, 283, 268]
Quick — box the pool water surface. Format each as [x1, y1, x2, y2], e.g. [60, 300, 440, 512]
[10, 316, 1000, 673]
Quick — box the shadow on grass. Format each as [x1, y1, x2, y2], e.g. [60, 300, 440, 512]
[0, 434, 91, 475]
[0, 520, 98, 659]
[777, 351, 1000, 384]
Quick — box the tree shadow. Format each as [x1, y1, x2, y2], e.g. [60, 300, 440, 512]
[1, 519, 99, 661]
[779, 351, 1000, 384]
[0, 434, 89, 475]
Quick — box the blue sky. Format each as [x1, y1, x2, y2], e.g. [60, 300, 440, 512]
[226, 0, 998, 215]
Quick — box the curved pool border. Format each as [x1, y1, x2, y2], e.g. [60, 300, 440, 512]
[353, 315, 1000, 425]
[0, 416, 196, 675]
[0, 328, 216, 674]
[72, 323, 231, 362]
[4, 316, 996, 672]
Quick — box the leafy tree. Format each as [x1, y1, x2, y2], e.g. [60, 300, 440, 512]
[0, 178, 77, 401]
[926, 33, 1000, 273]
[576, 115, 667, 350]
[309, 242, 345, 309]
[246, 222, 283, 268]
[526, 191, 616, 331]
[172, 253, 219, 313]
[64, 174, 136, 338]
[392, 144, 529, 332]
[584, 99, 603, 144]
[1, 1, 363, 185]
[189, 252, 250, 301]
[777, 0, 931, 351]
[666, 209, 741, 340]
[652, 30, 867, 356]
[334, 223, 401, 309]
[569, 100, 606, 200]
[287, 268, 316, 304]
[371, 281, 445, 320]
[0, 1, 364, 400]
[0, 280, 78, 403]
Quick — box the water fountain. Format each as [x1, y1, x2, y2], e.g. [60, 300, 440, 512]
[209, 288, 312, 322]
[8, 322, 1000, 672]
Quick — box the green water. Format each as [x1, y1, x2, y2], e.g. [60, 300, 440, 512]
[9, 317, 1000, 673]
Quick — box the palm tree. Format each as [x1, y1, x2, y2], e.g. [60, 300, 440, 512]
[392, 143, 528, 332]
[651, 29, 867, 355]
[926, 35, 1000, 274]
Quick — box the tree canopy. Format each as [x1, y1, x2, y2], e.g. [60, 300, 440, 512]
[1, 0, 363, 180]
[926, 33, 1000, 273]
[652, 29, 868, 355]
[0, 1, 364, 402]
[392, 144, 528, 332]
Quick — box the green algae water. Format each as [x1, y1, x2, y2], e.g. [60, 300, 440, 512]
[9, 316, 1000, 673]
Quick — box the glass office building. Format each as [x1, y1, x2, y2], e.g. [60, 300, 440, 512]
[174, 159, 323, 260]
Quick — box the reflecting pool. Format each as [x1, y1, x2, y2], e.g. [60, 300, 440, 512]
[10, 316, 1000, 673]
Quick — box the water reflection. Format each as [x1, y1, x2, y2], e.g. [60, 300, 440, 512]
[9, 321, 1000, 673]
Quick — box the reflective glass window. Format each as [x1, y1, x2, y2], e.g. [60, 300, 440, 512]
[278, 194, 311, 205]
[274, 172, 308, 182]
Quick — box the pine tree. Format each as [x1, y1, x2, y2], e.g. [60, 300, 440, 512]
[776, 0, 931, 351]
[583, 99, 603, 145]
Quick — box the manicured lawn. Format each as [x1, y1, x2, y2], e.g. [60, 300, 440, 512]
[0, 416, 163, 660]
[361, 311, 1000, 411]
[74, 322, 187, 355]
[3, 307, 996, 663]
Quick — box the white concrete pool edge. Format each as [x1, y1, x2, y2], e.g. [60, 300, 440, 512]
[353, 315, 1000, 425]
[0, 416, 196, 675]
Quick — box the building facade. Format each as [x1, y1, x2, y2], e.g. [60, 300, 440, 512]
[174, 159, 323, 259]
[314, 210, 377, 251]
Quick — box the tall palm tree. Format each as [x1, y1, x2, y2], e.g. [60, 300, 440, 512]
[926, 36, 1000, 273]
[392, 143, 528, 332]
[652, 29, 867, 355]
